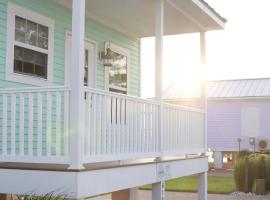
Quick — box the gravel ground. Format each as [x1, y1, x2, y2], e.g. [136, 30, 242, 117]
[89, 190, 270, 200]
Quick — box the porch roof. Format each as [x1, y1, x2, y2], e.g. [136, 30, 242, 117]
[55, 0, 226, 38]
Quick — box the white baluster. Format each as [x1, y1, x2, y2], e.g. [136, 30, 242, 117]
[64, 90, 69, 156]
[91, 93, 97, 155]
[85, 92, 91, 156]
[2, 94, 7, 156]
[28, 93, 33, 156]
[102, 95, 107, 155]
[19, 93, 25, 156]
[46, 92, 52, 156]
[55, 92, 61, 156]
[37, 93, 43, 156]
[106, 95, 112, 155]
[10, 94, 16, 155]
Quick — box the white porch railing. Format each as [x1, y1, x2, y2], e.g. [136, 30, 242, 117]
[0, 86, 205, 165]
[84, 87, 161, 163]
[0, 86, 70, 164]
[162, 103, 205, 155]
[84, 87, 205, 163]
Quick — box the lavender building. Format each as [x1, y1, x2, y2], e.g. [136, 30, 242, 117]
[164, 78, 270, 168]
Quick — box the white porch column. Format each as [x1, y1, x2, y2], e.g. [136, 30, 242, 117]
[69, 0, 86, 169]
[198, 32, 208, 200]
[155, 0, 164, 159]
[200, 32, 207, 153]
[155, 0, 164, 100]
[154, 1, 165, 198]
[198, 172, 207, 200]
[152, 182, 165, 200]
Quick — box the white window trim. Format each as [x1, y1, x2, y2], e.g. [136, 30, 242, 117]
[6, 3, 54, 86]
[104, 42, 130, 94]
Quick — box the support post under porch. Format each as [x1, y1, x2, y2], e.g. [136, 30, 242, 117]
[69, 0, 86, 169]
[198, 172, 207, 200]
[0, 194, 8, 200]
[111, 188, 138, 200]
[152, 181, 165, 200]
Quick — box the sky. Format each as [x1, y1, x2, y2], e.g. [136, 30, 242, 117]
[141, 0, 270, 98]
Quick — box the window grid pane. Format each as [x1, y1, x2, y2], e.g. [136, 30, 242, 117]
[14, 46, 48, 79]
[15, 16, 49, 50]
[25, 20, 38, 46]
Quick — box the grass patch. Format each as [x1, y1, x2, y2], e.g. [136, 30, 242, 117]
[140, 175, 235, 194]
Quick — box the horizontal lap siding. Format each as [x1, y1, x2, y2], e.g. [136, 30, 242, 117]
[208, 99, 270, 152]
[0, 0, 7, 86]
[0, 0, 140, 154]
[0, 0, 140, 96]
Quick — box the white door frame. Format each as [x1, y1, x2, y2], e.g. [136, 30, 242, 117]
[65, 31, 97, 87]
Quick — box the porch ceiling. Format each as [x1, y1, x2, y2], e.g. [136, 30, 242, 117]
[55, 0, 226, 38]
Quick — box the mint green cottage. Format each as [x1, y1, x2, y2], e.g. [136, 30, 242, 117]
[0, 0, 226, 199]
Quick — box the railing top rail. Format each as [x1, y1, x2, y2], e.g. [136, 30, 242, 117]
[0, 86, 70, 94]
[162, 102, 204, 113]
[85, 86, 161, 105]
[85, 86, 204, 113]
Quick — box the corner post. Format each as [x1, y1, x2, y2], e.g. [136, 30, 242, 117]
[200, 31, 207, 153]
[155, 0, 164, 159]
[154, 1, 165, 199]
[69, 0, 86, 169]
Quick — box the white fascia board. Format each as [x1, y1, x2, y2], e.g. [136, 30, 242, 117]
[192, 0, 225, 29]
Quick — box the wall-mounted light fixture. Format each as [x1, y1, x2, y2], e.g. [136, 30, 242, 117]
[99, 42, 123, 67]
[99, 47, 114, 67]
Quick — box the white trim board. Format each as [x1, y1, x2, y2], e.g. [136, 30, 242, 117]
[0, 157, 207, 198]
[64, 31, 97, 87]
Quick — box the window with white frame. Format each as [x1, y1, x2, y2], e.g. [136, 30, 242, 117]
[6, 3, 54, 85]
[106, 43, 129, 94]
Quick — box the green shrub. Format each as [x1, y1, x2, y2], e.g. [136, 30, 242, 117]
[234, 156, 245, 191]
[234, 153, 270, 192]
[264, 155, 270, 191]
[238, 150, 251, 158]
[256, 156, 266, 179]
[234, 155, 256, 192]
[252, 154, 270, 191]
